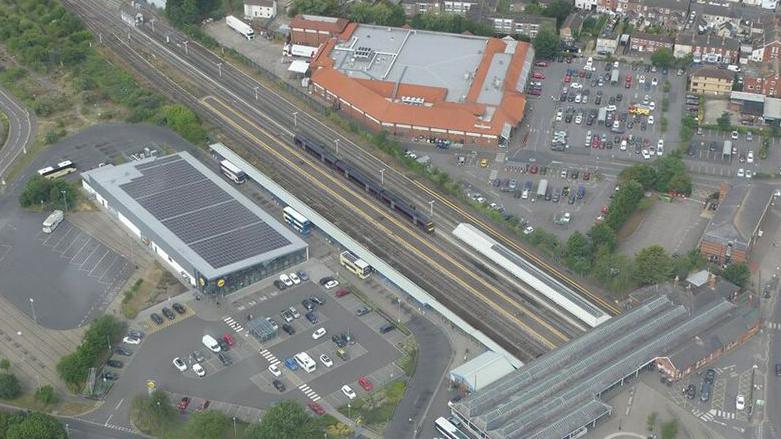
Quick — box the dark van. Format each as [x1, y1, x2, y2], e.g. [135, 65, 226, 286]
[379, 323, 396, 334]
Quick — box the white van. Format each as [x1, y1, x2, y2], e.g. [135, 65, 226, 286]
[202, 335, 221, 353]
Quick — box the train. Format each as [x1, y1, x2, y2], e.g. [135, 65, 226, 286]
[293, 134, 435, 234]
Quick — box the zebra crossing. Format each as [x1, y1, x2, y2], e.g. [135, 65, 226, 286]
[259, 349, 280, 366]
[224, 316, 244, 333]
[765, 321, 781, 330]
[298, 383, 321, 402]
[692, 408, 735, 421]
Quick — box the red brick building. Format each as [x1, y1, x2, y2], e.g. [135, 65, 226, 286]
[629, 32, 674, 53]
[743, 74, 781, 98]
[289, 15, 349, 46]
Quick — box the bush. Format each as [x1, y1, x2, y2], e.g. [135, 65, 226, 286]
[0, 373, 21, 399]
[56, 315, 125, 389]
[0, 359, 9, 371]
[18, 176, 78, 211]
[34, 385, 59, 405]
[722, 262, 750, 288]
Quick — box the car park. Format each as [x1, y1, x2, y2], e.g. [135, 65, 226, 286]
[341, 385, 357, 400]
[150, 313, 164, 325]
[172, 303, 186, 314]
[273, 379, 286, 392]
[107, 359, 124, 368]
[320, 354, 334, 367]
[162, 307, 175, 320]
[312, 327, 327, 339]
[173, 357, 187, 372]
[192, 363, 205, 377]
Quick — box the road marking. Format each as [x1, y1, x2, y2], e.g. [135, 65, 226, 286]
[114, 397, 124, 410]
[223, 317, 244, 332]
[298, 383, 321, 401]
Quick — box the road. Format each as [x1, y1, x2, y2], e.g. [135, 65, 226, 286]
[0, 85, 34, 184]
[62, 0, 588, 363]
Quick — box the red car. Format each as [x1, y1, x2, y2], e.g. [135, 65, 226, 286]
[223, 333, 235, 347]
[601, 206, 609, 214]
[358, 376, 374, 391]
[176, 396, 191, 411]
[583, 171, 591, 180]
[529, 164, 538, 174]
[564, 74, 571, 83]
[308, 401, 325, 416]
[335, 289, 351, 298]
[531, 71, 545, 80]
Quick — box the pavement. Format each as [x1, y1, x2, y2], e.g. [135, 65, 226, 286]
[0, 85, 35, 184]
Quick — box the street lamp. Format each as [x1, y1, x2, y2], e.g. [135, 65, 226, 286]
[379, 168, 386, 185]
[65, 423, 69, 439]
[233, 417, 237, 437]
[28, 298, 36, 323]
[61, 190, 68, 212]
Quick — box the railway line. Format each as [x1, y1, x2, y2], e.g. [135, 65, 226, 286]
[63, 0, 585, 359]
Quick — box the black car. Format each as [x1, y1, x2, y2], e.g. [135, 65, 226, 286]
[114, 347, 132, 356]
[107, 359, 124, 368]
[217, 352, 232, 366]
[684, 384, 696, 400]
[356, 307, 372, 316]
[102, 371, 119, 381]
[273, 280, 287, 290]
[172, 303, 186, 314]
[704, 368, 716, 384]
[217, 339, 230, 352]
[162, 307, 175, 320]
[776, 363, 781, 376]
[332, 334, 347, 348]
[319, 276, 334, 286]
[191, 350, 206, 363]
[150, 313, 164, 325]
[305, 312, 318, 324]
[616, 93, 623, 102]
[594, 95, 601, 105]
[272, 379, 286, 392]
[568, 194, 576, 204]
[127, 329, 145, 339]
[282, 323, 295, 335]
[301, 299, 315, 312]
[310, 295, 325, 306]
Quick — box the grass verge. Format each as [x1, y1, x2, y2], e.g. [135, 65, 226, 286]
[121, 263, 181, 319]
[337, 380, 407, 432]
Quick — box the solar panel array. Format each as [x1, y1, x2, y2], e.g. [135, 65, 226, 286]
[119, 156, 291, 269]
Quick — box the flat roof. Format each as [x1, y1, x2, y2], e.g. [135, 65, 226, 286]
[82, 152, 307, 279]
[452, 294, 742, 439]
[449, 351, 517, 392]
[330, 25, 489, 103]
[702, 182, 774, 247]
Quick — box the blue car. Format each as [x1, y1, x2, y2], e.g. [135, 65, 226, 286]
[284, 357, 299, 371]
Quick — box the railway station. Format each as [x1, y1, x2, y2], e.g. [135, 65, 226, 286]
[80, 152, 308, 295]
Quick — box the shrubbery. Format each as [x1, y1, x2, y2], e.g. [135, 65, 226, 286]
[18, 176, 78, 211]
[56, 315, 125, 389]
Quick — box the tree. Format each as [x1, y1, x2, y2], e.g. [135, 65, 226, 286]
[0, 373, 21, 399]
[288, 0, 341, 17]
[533, 27, 560, 60]
[57, 315, 125, 388]
[660, 419, 679, 439]
[634, 245, 673, 285]
[722, 262, 751, 288]
[619, 164, 657, 190]
[647, 412, 657, 431]
[650, 48, 674, 68]
[244, 400, 324, 439]
[654, 156, 691, 195]
[543, 0, 574, 28]
[131, 390, 178, 435]
[0, 359, 9, 371]
[181, 410, 233, 438]
[588, 222, 617, 253]
[565, 232, 593, 275]
[717, 112, 731, 130]
[605, 180, 644, 231]
[593, 249, 635, 295]
[34, 385, 59, 405]
[6, 412, 66, 439]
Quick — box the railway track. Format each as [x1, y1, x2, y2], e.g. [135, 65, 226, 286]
[62, 0, 583, 360]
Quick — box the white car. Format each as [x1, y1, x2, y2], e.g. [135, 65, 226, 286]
[620, 140, 627, 151]
[555, 110, 563, 121]
[574, 114, 582, 124]
[605, 105, 616, 112]
[731, 130, 739, 140]
[736, 394, 745, 411]
[192, 363, 205, 377]
[642, 149, 651, 160]
[747, 132, 753, 141]
[651, 77, 658, 86]
[649, 101, 656, 111]
[575, 94, 582, 103]
[320, 354, 334, 368]
[746, 170, 752, 179]
[288, 272, 301, 285]
[737, 168, 745, 177]
[657, 140, 664, 156]
[279, 274, 293, 287]
[570, 82, 583, 89]
[173, 357, 187, 372]
[289, 306, 301, 319]
[523, 226, 534, 235]
[123, 336, 141, 345]
[324, 280, 339, 289]
[648, 116, 655, 125]
[747, 151, 754, 163]
[639, 75, 646, 84]
[341, 385, 357, 400]
[312, 327, 327, 340]
[268, 364, 281, 377]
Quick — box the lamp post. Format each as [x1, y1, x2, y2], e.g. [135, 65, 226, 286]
[380, 168, 386, 185]
[61, 190, 68, 213]
[29, 298, 36, 323]
[233, 417, 237, 437]
[65, 423, 70, 438]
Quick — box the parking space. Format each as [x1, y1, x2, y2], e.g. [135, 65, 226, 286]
[619, 197, 710, 256]
[685, 128, 766, 180]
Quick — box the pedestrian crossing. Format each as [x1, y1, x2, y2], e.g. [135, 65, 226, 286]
[765, 321, 781, 330]
[259, 349, 280, 366]
[692, 408, 735, 421]
[224, 316, 244, 333]
[299, 383, 321, 402]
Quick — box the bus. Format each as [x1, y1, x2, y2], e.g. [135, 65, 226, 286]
[433, 417, 469, 439]
[220, 160, 246, 184]
[37, 160, 76, 180]
[294, 352, 316, 373]
[340, 250, 372, 279]
[283, 206, 312, 235]
[42, 210, 64, 234]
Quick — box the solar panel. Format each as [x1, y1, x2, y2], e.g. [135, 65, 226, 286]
[162, 201, 261, 244]
[136, 154, 180, 170]
[190, 222, 290, 268]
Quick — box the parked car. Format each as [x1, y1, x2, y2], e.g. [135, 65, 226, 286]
[281, 310, 294, 323]
[172, 303, 186, 314]
[268, 364, 281, 377]
[123, 336, 141, 345]
[288, 272, 301, 285]
[359, 376, 374, 391]
[341, 385, 356, 400]
[114, 347, 133, 356]
[310, 295, 325, 305]
[704, 368, 717, 384]
[332, 334, 347, 348]
[320, 354, 334, 368]
[285, 357, 299, 371]
[102, 371, 119, 381]
[218, 352, 232, 366]
[684, 384, 696, 400]
[736, 394, 745, 410]
[150, 313, 164, 325]
[280, 273, 293, 287]
[356, 306, 372, 316]
[273, 379, 286, 392]
[288, 306, 301, 319]
[176, 397, 191, 411]
[312, 327, 327, 340]
[173, 357, 187, 372]
[282, 323, 295, 335]
[107, 359, 124, 368]
[306, 312, 319, 324]
[335, 289, 351, 298]
[162, 307, 175, 320]
[127, 329, 144, 339]
[308, 401, 326, 416]
[192, 363, 205, 377]
[222, 333, 235, 347]
[273, 280, 287, 290]
[379, 323, 396, 334]
[191, 350, 206, 363]
[301, 299, 315, 311]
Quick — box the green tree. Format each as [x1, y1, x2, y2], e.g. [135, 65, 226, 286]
[181, 410, 233, 438]
[0, 373, 21, 399]
[605, 180, 644, 231]
[650, 48, 675, 68]
[288, 0, 342, 17]
[34, 385, 59, 405]
[588, 222, 618, 253]
[0, 359, 9, 371]
[672, 250, 706, 279]
[533, 27, 560, 60]
[654, 156, 691, 195]
[6, 412, 66, 439]
[660, 419, 679, 439]
[634, 245, 673, 285]
[565, 232, 592, 275]
[244, 400, 324, 439]
[131, 390, 178, 435]
[543, 0, 574, 28]
[717, 112, 731, 130]
[619, 164, 657, 190]
[153, 104, 207, 145]
[593, 249, 635, 295]
[56, 315, 125, 388]
[647, 411, 657, 431]
[722, 262, 751, 288]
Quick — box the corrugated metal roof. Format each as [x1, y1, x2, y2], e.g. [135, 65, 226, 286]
[449, 351, 516, 392]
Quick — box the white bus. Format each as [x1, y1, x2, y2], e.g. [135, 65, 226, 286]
[294, 352, 316, 373]
[433, 417, 470, 439]
[220, 159, 246, 184]
[42, 210, 64, 234]
[282, 206, 312, 235]
[37, 160, 76, 180]
[340, 250, 372, 279]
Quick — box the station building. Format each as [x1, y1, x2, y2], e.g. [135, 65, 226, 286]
[307, 21, 534, 146]
[81, 152, 308, 295]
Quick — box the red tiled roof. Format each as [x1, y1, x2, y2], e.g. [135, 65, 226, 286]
[290, 15, 349, 34]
